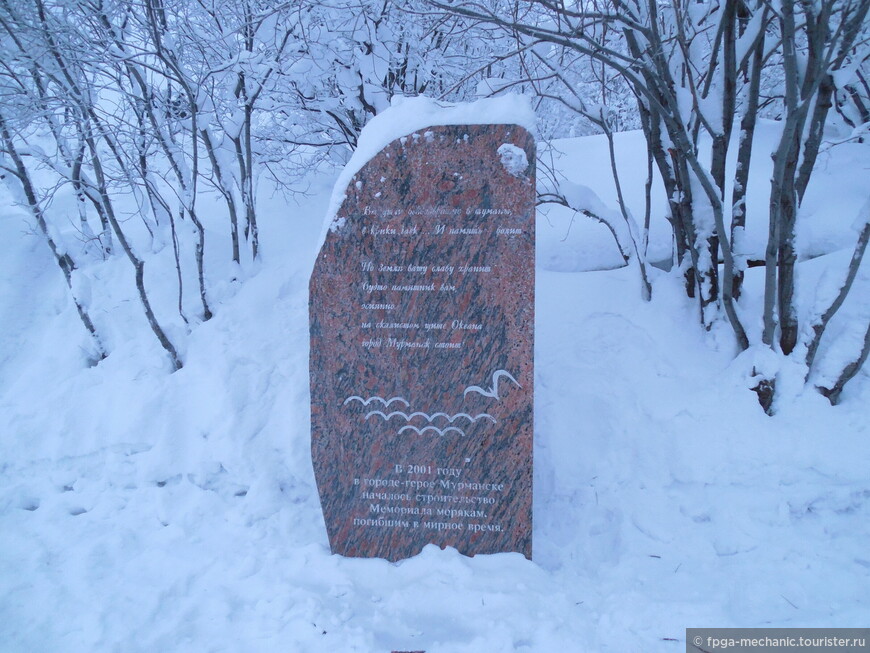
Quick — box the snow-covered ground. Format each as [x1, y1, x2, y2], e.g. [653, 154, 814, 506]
[1, 122, 869, 652]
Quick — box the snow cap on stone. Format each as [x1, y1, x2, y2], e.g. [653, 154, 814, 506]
[319, 94, 536, 249]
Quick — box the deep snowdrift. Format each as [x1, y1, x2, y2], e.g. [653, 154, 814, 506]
[1, 124, 869, 652]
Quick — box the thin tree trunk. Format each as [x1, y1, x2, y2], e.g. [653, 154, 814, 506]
[28, 0, 182, 368]
[642, 123, 653, 260]
[819, 322, 870, 405]
[201, 128, 241, 264]
[29, 68, 110, 258]
[244, 102, 258, 259]
[796, 74, 834, 204]
[775, 0, 810, 356]
[710, 0, 735, 199]
[765, 119, 800, 350]
[777, 131, 802, 356]
[76, 120, 113, 254]
[232, 128, 257, 261]
[602, 119, 651, 300]
[805, 202, 870, 374]
[0, 113, 106, 360]
[100, 0, 213, 321]
[668, 147, 698, 300]
[84, 130, 183, 370]
[730, 17, 765, 301]
[640, 101, 686, 274]
[680, 136, 749, 350]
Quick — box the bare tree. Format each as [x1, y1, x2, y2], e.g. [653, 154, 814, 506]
[0, 0, 184, 370]
[0, 110, 106, 362]
[432, 0, 870, 410]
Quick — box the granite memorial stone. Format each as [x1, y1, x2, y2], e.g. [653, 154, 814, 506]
[310, 120, 534, 561]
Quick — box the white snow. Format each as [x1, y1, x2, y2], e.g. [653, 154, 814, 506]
[1, 116, 869, 652]
[497, 143, 529, 178]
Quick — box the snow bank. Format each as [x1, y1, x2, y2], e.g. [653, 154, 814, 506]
[1, 122, 869, 652]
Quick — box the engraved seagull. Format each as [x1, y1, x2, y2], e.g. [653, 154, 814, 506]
[463, 369, 521, 401]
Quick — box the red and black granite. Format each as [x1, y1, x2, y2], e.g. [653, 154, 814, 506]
[309, 124, 534, 562]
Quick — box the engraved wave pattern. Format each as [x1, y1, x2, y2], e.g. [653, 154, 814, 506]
[364, 410, 497, 425]
[398, 425, 467, 437]
[343, 395, 410, 408]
